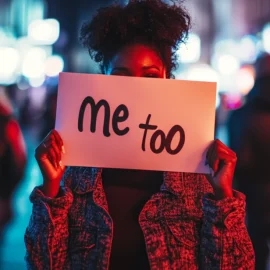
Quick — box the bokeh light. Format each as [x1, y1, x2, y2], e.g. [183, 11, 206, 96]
[262, 23, 270, 53]
[177, 33, 201, 64]
[22, 47, 47, 78]
[0, 47, 20, 84]
[239, 35, 258, 62]
[28, 19, 60, 45]
[45, 55, 64, 77]
[216, 54, 240, 75]
[29, 75, 46, 87]
[185, 63, 219, 82]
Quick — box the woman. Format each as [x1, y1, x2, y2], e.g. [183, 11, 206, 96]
[25, 1, 255, 269]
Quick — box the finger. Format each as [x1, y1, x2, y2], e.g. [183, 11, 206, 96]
[218, 151, 237, 165]
[43, 137, 53, 145]
[46, 133, 63, 156]
[209, 140, 236, 168]
[213, 160, 219, 174]
[206, 140, 235, 169]
[215, 139, 236, 156]
[43, 134, 56, 147]
[52, 130, 63, 146]
[47, 147, 58, 169]
[206, 140, 215, 164]
[35, 132, 60, 161]
[40, 139, 53, 153]
[210, 151, 237, 177]
[51, 130, 65, 153]
[206, 140, 217, 169]
[59, 160, 65, 170]
[209, 142, 219, 172]
[217, 145, 236, 158]
[35, 139, 50, 158]
[216, 145, 236, 160]
[44, 138, 60, 155]
[215, 145, 237, 163]
[49, 143, 65, 170]
[50, 140, 61, 165]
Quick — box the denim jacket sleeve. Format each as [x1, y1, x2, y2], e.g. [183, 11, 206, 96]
[200, 190, 255, 269]
[24, 170, 74, 270]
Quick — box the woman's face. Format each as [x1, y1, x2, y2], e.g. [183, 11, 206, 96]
[106, 44, 167, 78]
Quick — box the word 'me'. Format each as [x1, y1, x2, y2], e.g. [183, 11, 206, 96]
[78, 96, 129, 137]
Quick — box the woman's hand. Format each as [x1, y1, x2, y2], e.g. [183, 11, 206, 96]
[35, 129, 66, 198]
[206, 139, 237, 200]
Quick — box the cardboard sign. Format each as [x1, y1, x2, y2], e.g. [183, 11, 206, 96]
[55, 72, 216, 173]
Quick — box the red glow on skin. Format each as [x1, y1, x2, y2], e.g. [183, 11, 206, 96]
[107, 44, 167, 78]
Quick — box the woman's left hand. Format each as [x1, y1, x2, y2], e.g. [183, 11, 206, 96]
[206, 139, 237, 200]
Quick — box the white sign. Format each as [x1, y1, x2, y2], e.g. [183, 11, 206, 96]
[55, 72, 216, 173]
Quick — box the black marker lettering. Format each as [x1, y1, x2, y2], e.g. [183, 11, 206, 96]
[112, 104, 130, 136]
[139, 114, 158, 151]
[150, 130, 166, 154]
[78, 96, 111, 137]
[165, 125, 185, 155]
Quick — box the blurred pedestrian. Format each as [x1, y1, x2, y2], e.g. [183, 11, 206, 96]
[228, 53, 270, 270]
[0, 87, 27, 246]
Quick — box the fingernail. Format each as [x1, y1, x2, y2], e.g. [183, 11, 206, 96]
[59, 160, 63, 169]
[54, 162, 58, 169]
[61, 146, 66, 154]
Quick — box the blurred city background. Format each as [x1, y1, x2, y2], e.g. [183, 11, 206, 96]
[0, 0, 270, 269]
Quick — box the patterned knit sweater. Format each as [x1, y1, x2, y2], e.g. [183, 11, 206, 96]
[25, 167, 255, 269]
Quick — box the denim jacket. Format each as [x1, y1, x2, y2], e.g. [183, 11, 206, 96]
[25, 167, 255, 269]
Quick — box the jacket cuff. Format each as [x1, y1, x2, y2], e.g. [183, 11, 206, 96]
[30, 186, 73, 223]
[202, 190, 246, 230]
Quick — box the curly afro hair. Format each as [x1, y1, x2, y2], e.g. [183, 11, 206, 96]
[80, 0, 191, 78]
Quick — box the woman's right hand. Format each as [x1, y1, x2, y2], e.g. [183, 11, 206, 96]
[35, 129, 66, 198]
